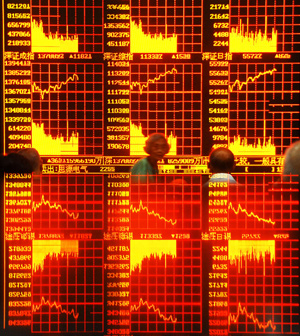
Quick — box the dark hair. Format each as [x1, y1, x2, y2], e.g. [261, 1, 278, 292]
[0, 153, 33, 173]
[144, 133, 170, 155]
[209, 148, 235, 173]
[17, 148, 41, 172]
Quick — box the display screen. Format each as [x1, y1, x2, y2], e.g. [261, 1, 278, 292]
[1, 0, 300, 335]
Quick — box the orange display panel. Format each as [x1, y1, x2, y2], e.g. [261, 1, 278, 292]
[1, 0, 300, 335]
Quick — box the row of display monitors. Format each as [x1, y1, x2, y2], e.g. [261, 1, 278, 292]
[1, 0, 300, 335]
[1, 173, 299, 334]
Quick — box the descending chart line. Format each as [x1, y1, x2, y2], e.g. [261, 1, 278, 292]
[32, 195, 79, 219]
[130, 200, 177, 225]
[228, 202, 275, 225]
[228, 302, 276, 331]
[131, 298, 177, 323]
[33, 297, 79, 319]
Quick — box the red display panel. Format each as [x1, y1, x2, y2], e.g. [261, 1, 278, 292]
[31, 63, 104, 156]
[31, 0, 103, 53]
[1, 0, 300, 335]
[206, 175, 299, 335]
[130, 63, 202, 156]
[228, 63, 299, 155]
[32, 239, 103, 333]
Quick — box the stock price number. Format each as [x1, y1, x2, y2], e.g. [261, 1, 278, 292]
[213, 41, 229, 47]
[209, 126, 228, 132]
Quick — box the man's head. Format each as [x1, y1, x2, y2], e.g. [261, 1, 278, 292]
[18, 148, 42, 174]
[1, 153, 33, 173]
[283, 140, 300, 181]
[208, 147, 235, 174]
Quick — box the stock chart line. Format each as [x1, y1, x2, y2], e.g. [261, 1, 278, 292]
[228, 302, 276, 331]
[130, 67, 178, 94]
[131, 298, 177, 323]
[228, 202, 275, 225]
[229, 68, 277, 92]
[33, 297, 79, 319]
[130, 62, 202, 156]
[32, 195, 80, 219]
[32, 73, 79, 99]
[130, 200, 177, 225]
[229, 63, 299, 155]
[32, 62, 103, 155]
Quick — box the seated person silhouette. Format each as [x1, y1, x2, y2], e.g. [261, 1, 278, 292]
[268, 140, 300, 204]
[202, 148, 247, 232]
[0, 148, 42, 174]
[18, 148, 43, 175]
[266, 140, 300, 224]
[282, 139, 300, 183]
[204, 147, 237, 187]
[131, 133, 170, 184]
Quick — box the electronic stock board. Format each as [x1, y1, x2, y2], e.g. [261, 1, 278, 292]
[1, 0, 300, 335]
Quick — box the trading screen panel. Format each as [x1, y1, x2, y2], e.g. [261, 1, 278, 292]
[1, 0, 300, 335]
